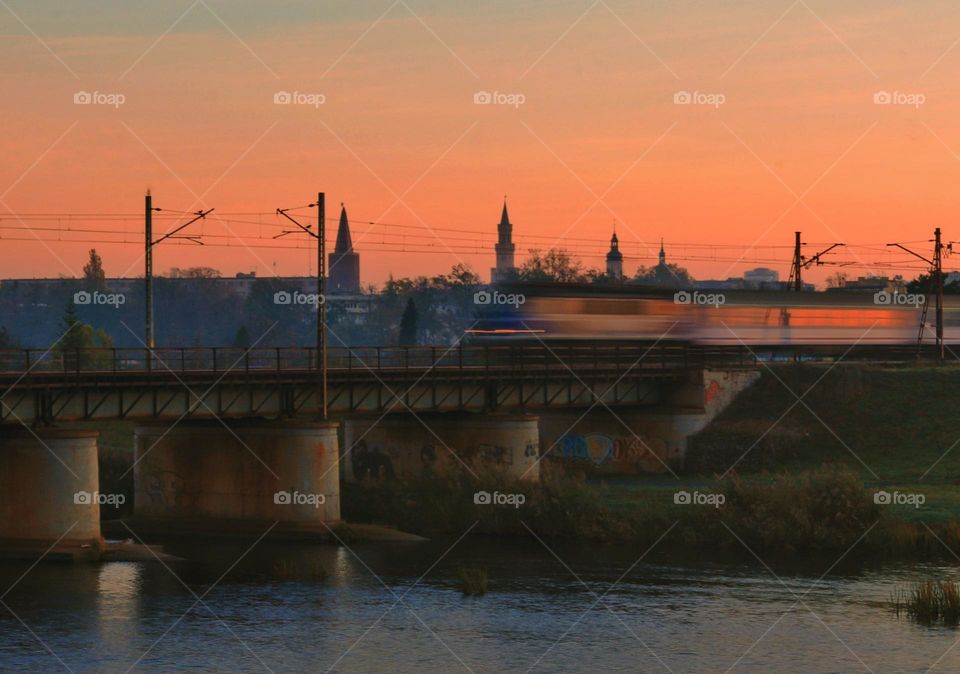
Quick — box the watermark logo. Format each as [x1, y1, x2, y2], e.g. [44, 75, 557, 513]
[74, 490, 125, 508]
[874, 490, 925, 508]
[74, 290, 125, 308]
[473, 90, 526, 109]
[874, 291, 924, 307]
[674, 290, 725, 307]
[474, 290, 525, 308]
[74, 91, 125, 108]
[274, 490, 326, 508]
[273, 290, 325, 306]
[673, 90, 725, 108]
[474, 490, 525, 508]
[274, 90, 326, 108]
[673, 490, 725, 508]
[873, 91, 925, 108]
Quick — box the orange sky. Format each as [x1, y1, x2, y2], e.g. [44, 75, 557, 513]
[2, 1, 960, 287]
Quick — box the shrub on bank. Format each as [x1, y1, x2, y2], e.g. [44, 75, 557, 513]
[342, 463, 927, 555]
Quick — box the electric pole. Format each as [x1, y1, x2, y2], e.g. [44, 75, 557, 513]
[144, 193, 212, 365]
[145, 191, 153, 358]
[276, 193, 328, 420]
[792, 231, 802, 291]
[935, 227, 944, 361]
[318, 192, 327, 420]
[887, 228, 946, 361]
[788, 231, 844, 291]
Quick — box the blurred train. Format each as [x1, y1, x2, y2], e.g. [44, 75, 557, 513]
[466, 283, 960, 346]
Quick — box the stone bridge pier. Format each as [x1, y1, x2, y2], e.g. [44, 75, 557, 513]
[0, 428, 103, 559]
[538, 369, 761, 474]
[131, 420, 340, 539]
[341, 414, 541, 483]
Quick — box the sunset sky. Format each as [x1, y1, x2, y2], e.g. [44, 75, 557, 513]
[2, 0, 960, 287]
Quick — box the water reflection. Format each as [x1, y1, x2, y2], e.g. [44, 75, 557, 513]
[0, 539, 958, 672]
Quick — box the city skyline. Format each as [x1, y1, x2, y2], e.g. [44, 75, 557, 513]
[3, 1, 960, 286]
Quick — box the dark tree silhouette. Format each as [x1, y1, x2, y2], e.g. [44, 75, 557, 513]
[82, 249, 107, 292]
[398, 298, 418, 345]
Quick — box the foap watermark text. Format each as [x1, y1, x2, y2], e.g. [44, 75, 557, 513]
[274, 490, 326, 508]
[674, 490, 725, 508]
[74, 290, 125, 308]
[274, 91, 326, 108]
[74, 490, 125, 508]
[74, 91, 125, 108]
[674, 290, 725, 307]
[474, 490, 525, 508]
[874, 490, 925, 509]
[474, 290, 525, 307]
[874, 291, 924, 307]
[674, 90, 725, 108]
[474, 91, 526, 108]
[274, 290, 325, 306]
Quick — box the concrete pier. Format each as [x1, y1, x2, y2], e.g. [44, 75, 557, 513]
[342, 414, 541, 483]
[132, 420, 340, 539]
[539, 369, 761, 474]
[0, 428, 103, 560]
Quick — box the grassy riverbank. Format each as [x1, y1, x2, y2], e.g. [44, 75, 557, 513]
[344, 364, 960, 557]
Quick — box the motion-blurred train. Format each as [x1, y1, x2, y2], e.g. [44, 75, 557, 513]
[467, 283, 960, 346]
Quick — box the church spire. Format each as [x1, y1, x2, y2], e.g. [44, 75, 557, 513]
[606, 225, 623, 279]
[658, 237, 666, 266]
[492, 198, 516, 282]
[328, 203, 360, 293]
[334, 204, 352, 253]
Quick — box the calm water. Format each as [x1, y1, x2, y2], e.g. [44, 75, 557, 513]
[0, 537, 958, 673]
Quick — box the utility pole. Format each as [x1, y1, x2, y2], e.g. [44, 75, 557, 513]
[277, 194, 327, 420]
[887, 229, 946, 361]
[788, 231, 844, 291]
[145, 191, 153, 359]
[935, 227, 944, 361]
[318, 192, 327, 420]
[144, 194, 212, 365]
[792, 231, 802, 291]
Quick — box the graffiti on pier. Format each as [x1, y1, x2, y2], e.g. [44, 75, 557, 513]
[351, 439, 396, 480]
[705, 380, 723, 405]
[553, 432, 669, 474]
[144, 470, 187, 509]
[477, 443, 512, 465]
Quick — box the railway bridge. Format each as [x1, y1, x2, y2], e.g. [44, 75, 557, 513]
[2, 341, 903, 558]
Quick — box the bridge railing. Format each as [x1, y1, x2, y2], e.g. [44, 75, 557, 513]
[0, 343, 712, 376]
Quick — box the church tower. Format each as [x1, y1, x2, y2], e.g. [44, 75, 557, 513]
[606, 228, 623, 279]
[491, 200, 516, 283]
[328, 204, 360, 293]
[658, 238, 666, 267]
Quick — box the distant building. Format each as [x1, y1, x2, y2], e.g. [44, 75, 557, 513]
[491, 201, 517, 283]
[743, 267, 779, 289]
[606, 229, 623, 279]
[328, 205, 360, 293]
[830, 276, 905, 293]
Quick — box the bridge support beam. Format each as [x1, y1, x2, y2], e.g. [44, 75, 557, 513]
[342, 414, 540, 483]
[0, 428, 103, 560]
[131, 420, 340, 539]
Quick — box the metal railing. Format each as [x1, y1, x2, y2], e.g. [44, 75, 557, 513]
[0, 344, 708, 377]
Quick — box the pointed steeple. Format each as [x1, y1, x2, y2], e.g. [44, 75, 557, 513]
[658, 237, 666, 266]
[492, 198, 516, 282]
[328, 203, 360, 293]
[606, 225, 623, 279]
[334, 204, 352, 253]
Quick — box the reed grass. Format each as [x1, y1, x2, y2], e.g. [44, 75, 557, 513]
[457, 566, 488, 596]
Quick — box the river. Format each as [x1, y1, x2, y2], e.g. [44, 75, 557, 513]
[0, 536, 957, 673]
